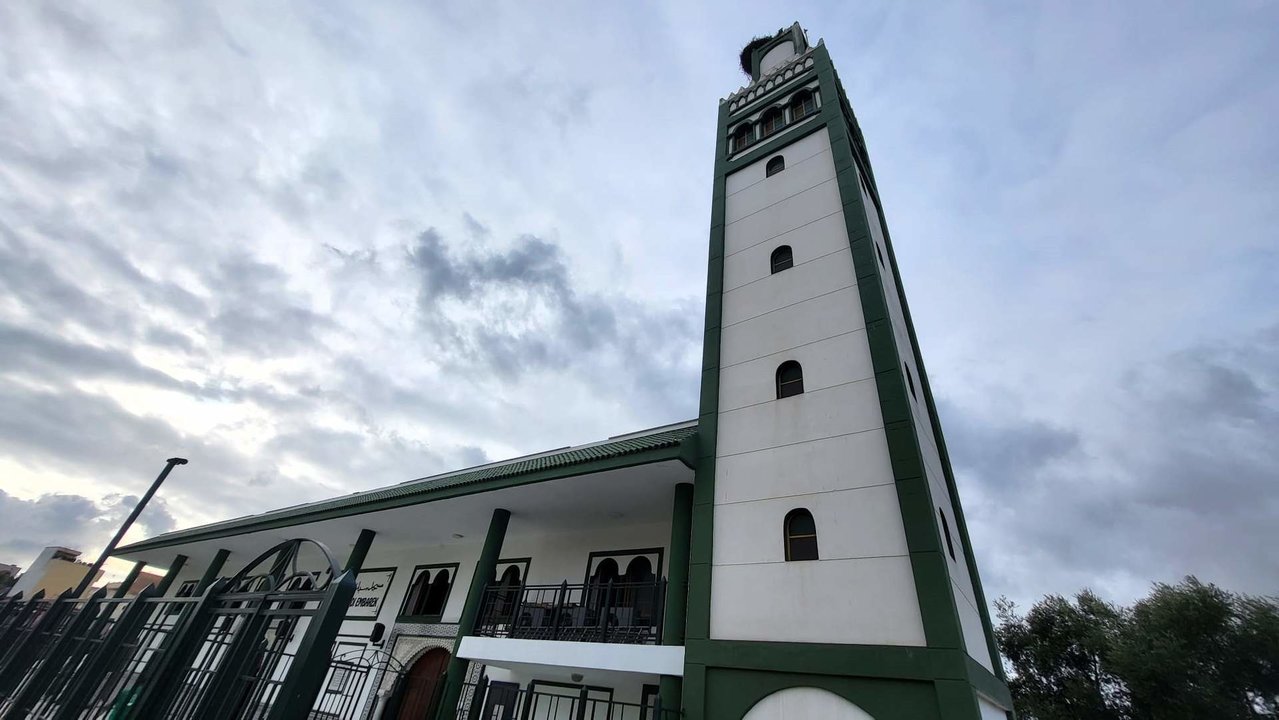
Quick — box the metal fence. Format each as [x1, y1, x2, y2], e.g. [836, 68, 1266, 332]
[457, 678, 680, 720]
[0, 538, 365, 720]
[473, 580, 667, 645]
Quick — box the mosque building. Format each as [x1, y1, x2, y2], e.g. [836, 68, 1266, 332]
[99, 23, 1012, 720]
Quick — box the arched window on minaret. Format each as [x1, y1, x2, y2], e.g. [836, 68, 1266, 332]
[776, 360, 804, 399]
[784, 509, 819, 561]
[766, 156, 785, 177]
[770, 245, 793, 274]
[731, 123, 754, 153]
[760, 107, 785, 138]
[790, 89, 816, 121]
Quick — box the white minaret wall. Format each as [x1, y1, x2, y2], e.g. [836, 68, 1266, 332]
[709, 126, 927, 646]
[858, 176, 996, 671]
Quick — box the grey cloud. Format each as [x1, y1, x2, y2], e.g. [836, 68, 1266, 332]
[940, 403, 1080, 489]
[0, 322, 194, 392]
[405, 226, 699, 419]
[954, 324, 1279, 605]
[0, 489, 176, 570]
[205, 255, 335, 356]
[408, 229, 575, 305]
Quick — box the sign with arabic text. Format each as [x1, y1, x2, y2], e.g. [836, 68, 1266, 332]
[345, 567, 396, 619]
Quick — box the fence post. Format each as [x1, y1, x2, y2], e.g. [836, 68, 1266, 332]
[0, 594, 22, 626]
[3, 588, 109, 717]
[553, 581, 568, 641]
[264, 529, 373, 720]
[262, 568, 360, 720]
[122, 578, 230, 720]
[0, 590, 40, 660]
[0, 588, 72, 696]
[509, 582, 525, 638]
[51, 585, 162, 720]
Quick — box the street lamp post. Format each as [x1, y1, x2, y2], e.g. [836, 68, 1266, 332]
[74, 457, 188, 596]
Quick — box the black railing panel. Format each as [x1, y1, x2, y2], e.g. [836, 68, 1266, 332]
[475, 579, 667, 645]
[456, 679, 681, 720]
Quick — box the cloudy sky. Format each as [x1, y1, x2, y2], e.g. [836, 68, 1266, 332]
[1, 1, 1275, 609]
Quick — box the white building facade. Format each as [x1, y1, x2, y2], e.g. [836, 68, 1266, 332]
[107, 24, 1012, 720]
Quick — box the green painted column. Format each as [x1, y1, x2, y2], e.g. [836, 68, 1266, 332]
[660, 482, 694, 714]
[113, 561, 147, 598]
[436, 507, 510, 720]
[154, 554, 189, 595]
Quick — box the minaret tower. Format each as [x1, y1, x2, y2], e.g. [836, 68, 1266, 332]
[683, 24, 1013, 720]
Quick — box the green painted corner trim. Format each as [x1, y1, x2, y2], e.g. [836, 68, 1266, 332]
[686, 639, 968, 681]
[813, 46, 968, 657]
[966, 656, 1014, 709]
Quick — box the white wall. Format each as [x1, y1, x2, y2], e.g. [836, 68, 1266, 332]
[759, 41, 797, 75]
[711, 127, 926, 646]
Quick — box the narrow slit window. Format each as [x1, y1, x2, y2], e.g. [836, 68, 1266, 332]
[770, 245, 793, 274]
[766, 156, 785, 177]
[784, 509, 819, 561]
[776, 360, 804, 399]
[875, 242, 886, 268]
[904, 364, 917, 400]
[939, 510, 956, 561]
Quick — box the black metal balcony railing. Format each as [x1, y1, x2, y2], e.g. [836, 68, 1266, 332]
[475, 580, 666, 645]
[458, 678, 681, 720]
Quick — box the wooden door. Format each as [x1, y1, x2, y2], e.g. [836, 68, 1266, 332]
[395, 647, 450, 720]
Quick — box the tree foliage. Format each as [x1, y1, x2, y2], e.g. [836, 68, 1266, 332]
[996, 577, 1279, 719]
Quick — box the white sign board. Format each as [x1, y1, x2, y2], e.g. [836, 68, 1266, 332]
[346, 568, 395, 619]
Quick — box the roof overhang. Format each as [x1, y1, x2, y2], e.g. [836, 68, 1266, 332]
[114, 422, 698, 564]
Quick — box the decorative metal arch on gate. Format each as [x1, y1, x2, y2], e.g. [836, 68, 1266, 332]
[0, 537, 363, 720]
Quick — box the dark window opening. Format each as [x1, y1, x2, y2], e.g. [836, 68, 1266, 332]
[404, 571, 430, 616]
[422, 570, 451, 616]
[401, 563, 459, 619]
[776, 360, 804, 399]
[731, 124, 753, 153]
[496, 565, 522, 618]
[770, 245, 793, 274]
[167, 579, 199, 615]
[904, 364, 917, 400]
[784, 509, 819, 561]
[939, 510, 956, 561]
[790, 90, 816, 121]
[766, 155, 785, 177]
[875, 242, 886, 268]
[760, 107, 785, 137]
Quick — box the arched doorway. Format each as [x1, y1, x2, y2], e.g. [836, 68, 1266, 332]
[394, 647, 450, 720]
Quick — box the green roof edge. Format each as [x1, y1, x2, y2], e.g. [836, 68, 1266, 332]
[115, 421, 699, 555]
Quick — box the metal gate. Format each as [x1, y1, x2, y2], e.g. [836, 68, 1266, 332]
[0, 538, 364, 720]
